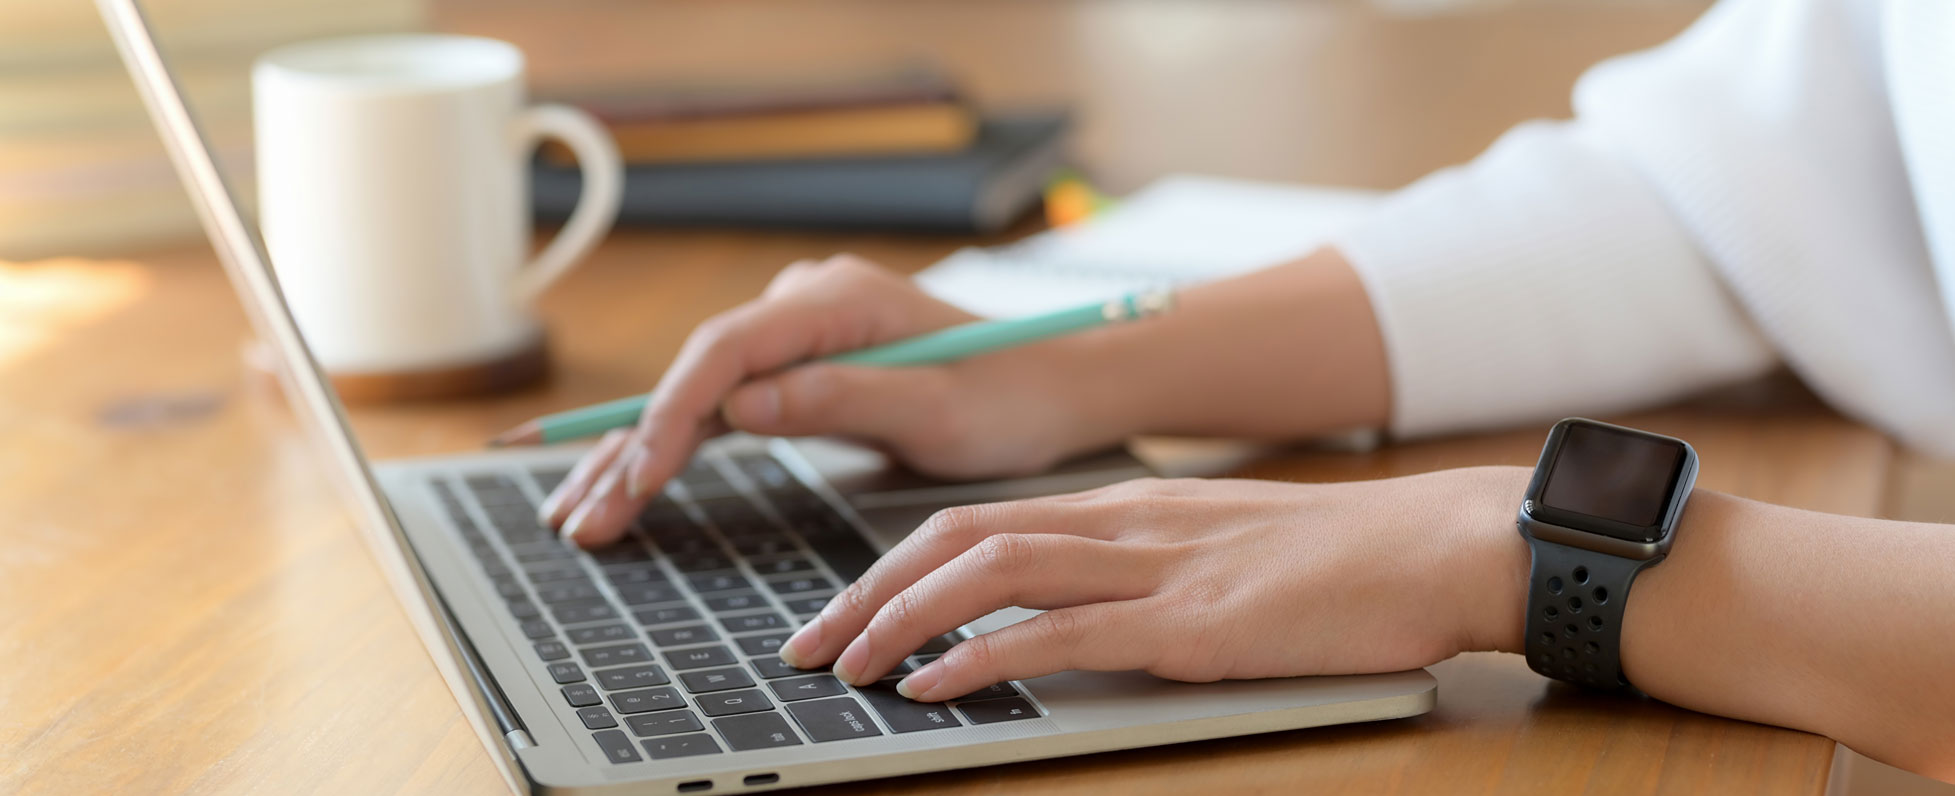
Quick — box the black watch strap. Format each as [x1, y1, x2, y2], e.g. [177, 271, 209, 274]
[1522, 538, 1656, 691]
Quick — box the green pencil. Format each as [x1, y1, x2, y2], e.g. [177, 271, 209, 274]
[488, 290, 1174, 446]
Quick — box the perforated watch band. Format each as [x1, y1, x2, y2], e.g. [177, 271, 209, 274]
[1521, 537, 1657, 691]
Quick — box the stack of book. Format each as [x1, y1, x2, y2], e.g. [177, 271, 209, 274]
[532, 64, 1068, 235]
[0, 0, 423, 259]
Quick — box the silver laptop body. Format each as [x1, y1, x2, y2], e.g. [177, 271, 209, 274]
[97, 2, 1436, 791]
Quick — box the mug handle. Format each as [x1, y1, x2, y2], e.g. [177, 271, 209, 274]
[509, 103, 623, 304]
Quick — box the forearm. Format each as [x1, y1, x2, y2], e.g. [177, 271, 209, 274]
[1460, 469, 1955, 778]
[1027, 246, 1389, 449]
[1618, 492, 1955, 777]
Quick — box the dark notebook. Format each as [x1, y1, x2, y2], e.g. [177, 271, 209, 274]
[532, 112, 1068, 234]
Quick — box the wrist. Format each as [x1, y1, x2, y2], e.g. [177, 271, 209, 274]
[1439, 465, 1532, 656]
[1016, 331, 1156, 457]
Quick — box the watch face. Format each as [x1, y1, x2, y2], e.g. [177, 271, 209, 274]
[1535, 421, 1689, 540]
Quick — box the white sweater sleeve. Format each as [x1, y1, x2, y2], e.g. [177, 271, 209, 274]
[1335, 118, 1778, 438]
[1346, 0, 1955, 451]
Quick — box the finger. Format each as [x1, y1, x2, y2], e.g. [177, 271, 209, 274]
[720, 363, 955, 443]
[828, 535, 1162, 685]
[760, 258, 823, 299]
[895, 602, 1156, 702]
[620, 267, 940, 499]
[560, 450, 637, 548]
[779, 498, 1121, 670]
[537, 428, 633, 529]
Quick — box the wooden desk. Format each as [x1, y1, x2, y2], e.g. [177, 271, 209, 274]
[4, 0, 1858, 793]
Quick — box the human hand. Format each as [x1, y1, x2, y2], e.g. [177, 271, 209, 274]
[779, 467, 1532, 701]
[541, 255, 1131, 547]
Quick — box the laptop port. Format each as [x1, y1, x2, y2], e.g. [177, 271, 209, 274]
[676, 781, 712, 793]
[743, 773, 780, 786]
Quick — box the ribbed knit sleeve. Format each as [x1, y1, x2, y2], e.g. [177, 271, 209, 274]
[1334, 0, 1955, 455]
[1335, 120, 1776, 438]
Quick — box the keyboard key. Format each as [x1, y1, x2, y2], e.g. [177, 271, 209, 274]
[580, 643, 653, 668]
[713, 712, 804, 751]
[626, 710, 704, 738]
[666, 645, 737, 670]
[917, 635, 958, 654]
[960, 682, 1019, 702]
[787, 697, 883, 742]
[533, 641, 570, 661]
[766, 576, 834, 596]
[592, 729, 642, 764]
[913, 654, 941, 667]
[732, 454, 796, 489]
[551, 599, 619, 625]
[667, 552, 733, 572]
[730, 536, 799, 557]
[957, 696, 1039, 724]
[641, 732, 721, 760]
[679, 666, 756, 694]
[562, 683, 602, 707]
[578, 706, 618, 730]
[720, 613, 787, 633]
[858, 681, 960, 733]
[634, 605, 700, 626]
[749, 657, 803, 680]
[512, 546, 575, 565]
[649, 624, 720, 647]
[696, 688, 772, 717]
[596, 665, 670, 690]
[547, 662, 586, 684]
[465, 474, 524, 501]
[507, 598, 542, 620]
[519, 620, 555, 640]
[680, 461, 732, 492]
[768, 675, 846, 702]
[615, 583, 682, 606]
[478, 557, 511, 577]
[784, 595, 830, 615]
[806, 530, 880, 581]
[531, 467, 572, 495]
[749, 556, 815, 576]
[735, 633, 791, 657]
[567, 624, 635, 646]
[525, 564, 588, 584]
[688, 572, 752, 594]
[608, 686, 685, 714]
[703, 592, 768, 613]
[490, 574, 527, 600]
[591, 545, 653, 565]
[604, 566, 668, 586]
[536, 583, 601, 604]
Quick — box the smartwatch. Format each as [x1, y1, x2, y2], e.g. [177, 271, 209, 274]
[1518, 418, 1696, 691]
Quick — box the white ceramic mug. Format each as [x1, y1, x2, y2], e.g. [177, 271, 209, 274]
[253, 34, 621, 376]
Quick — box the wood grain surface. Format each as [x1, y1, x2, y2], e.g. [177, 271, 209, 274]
[5, 1, 1857, 794]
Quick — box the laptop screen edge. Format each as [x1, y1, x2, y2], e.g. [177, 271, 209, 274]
[92, 1, 534, 789]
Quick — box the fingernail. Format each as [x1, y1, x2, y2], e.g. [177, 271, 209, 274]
[896, 662, 943, 701]
[726, 381, 781, 428]
[562, 502, 593, 543]
[536, 489, 566, 528]
[832, 637, 871, 686]
[625, 448, 654, 500]
[780, 617, 823, 668]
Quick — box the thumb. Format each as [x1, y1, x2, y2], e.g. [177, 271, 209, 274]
[721, 363, 955, 446]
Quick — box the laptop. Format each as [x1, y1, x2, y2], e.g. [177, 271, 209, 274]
[96, 1, 1436, 791]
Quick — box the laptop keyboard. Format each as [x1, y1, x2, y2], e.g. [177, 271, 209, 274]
[430, 451, 1041, 765]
